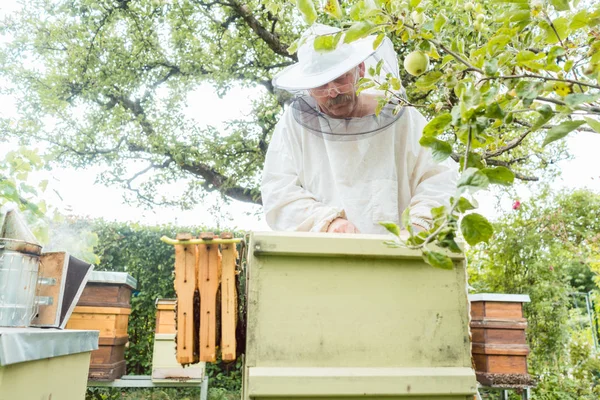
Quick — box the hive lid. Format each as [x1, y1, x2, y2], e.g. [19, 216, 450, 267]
[469, 293, 531, 303]
[155, 298, 176, 307]
[88, 271, 137, 290]
[250, 231, 464, 260]
[0, 327, 98, 366]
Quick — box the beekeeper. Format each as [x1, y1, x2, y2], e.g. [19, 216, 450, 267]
[261, 24, 457, 234]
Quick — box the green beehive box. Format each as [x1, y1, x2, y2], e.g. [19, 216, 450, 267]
[243, 232, 477, 400]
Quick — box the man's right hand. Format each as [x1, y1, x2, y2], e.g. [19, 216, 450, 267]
[326, 218, 360, 234]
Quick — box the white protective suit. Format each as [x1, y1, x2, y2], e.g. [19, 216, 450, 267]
[261, 96, 458, 234]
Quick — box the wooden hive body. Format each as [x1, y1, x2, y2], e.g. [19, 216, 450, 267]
[469, 294, 534, 388]
[65, 271, 137, 381]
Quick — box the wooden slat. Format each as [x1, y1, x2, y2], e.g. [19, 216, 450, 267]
[472, 354, 488, 373]
[471, 328, 527, 345]
[78, 285, 133, 308]
[73, 306, 131, 315]
[470, 319, 527, 329]
[484, 302, 523, 319]
[98, 335, 129, 346]
[470, 301, 485, 320]
[174, 233, 197, 365]
[471, 343, 530, 356]
[486, 355, 528, 374]
[90, 344, 127, 365]
[220, 242, 237, 361]
[66, 312, 130, 337]
[31, 252, 68, 327]
[198, 243, 220, 362]
[156, 308, 176, 334]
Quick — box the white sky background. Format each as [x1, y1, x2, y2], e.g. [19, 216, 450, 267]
[1, 1, 600, 232]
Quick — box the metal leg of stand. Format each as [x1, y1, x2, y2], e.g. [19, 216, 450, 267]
[200, 377, 208, 400]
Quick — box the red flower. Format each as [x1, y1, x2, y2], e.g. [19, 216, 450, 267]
[512, 200, 521, 210]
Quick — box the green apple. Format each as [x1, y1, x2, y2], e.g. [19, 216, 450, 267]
[464, 1, 474, 11]
[403, 51, 430, 76]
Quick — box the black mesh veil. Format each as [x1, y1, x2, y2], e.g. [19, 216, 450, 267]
[290, 96, 405, 141]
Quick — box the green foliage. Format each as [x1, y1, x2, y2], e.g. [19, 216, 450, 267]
[290, 0, 600, 266]
[0, 145, 51, 239]
[468, 188, 600, 398]
[1, 0, 300, 206]
[86, 386, 205, 400]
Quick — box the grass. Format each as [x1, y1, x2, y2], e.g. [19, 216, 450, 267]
[86, 387, 240, 400]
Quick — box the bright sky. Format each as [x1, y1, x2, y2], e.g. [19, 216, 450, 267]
[1, 1, 599, 232]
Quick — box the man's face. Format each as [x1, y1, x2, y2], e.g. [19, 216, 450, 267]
[309, 65, 365, 118]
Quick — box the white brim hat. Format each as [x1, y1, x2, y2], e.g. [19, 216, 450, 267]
[272, 24, 380, 92]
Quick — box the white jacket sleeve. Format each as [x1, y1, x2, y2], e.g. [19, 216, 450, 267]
[407, 109, 459, 230]
[261, 110, 345, 232]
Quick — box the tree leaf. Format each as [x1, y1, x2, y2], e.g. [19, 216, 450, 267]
[313, 35, 336, 51]
[515, 80, 543, 100]
[323, 0, 343, 19]
[402, 206, 412, 233]
[584, 117, 600, 134]
[487, 35, 512, 55]
[542, 120, 586, 147]
[484, 59, 498, 76]
[460, 213, 494, 246]
[539, 18, 569, 44]
[414, 71, 443, 90]
[434, 13, 447, 33]
[549, 0, 570, 12]
[422, 113, 452, 137]
[481, 166, 515, 186]
[296, 0, 317, 25]
[570, 10, 589, 29]
[485, 102, 504, 119]
[457, 168, 490, 192]
[372, 33, 385, 50]
[431, 205, 446, 221]
[459, 152, 484, 171]
[423, 250, 454, 270]
[344, 21, 376, 43]
[531, 104, 554, 131]
[456, 197, 476, 213]
[419, 136, 453, 162]
[379, 221, 401, 236]
[563, 93, 600, 107]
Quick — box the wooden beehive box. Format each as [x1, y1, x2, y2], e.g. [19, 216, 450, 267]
[243, 232, 478, 400]
[78, 271, 137, 308]
[66, 306, 131, 380]
[65, 271, 137, 381]
[152, 298, 205, 382]
[155, 298, 176, 334]
[469, 293, 533, 387]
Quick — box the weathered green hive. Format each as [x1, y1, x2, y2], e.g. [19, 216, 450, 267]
[243, 232, 477, 400]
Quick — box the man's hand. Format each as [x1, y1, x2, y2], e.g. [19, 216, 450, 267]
[327, 218, 360, 233]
